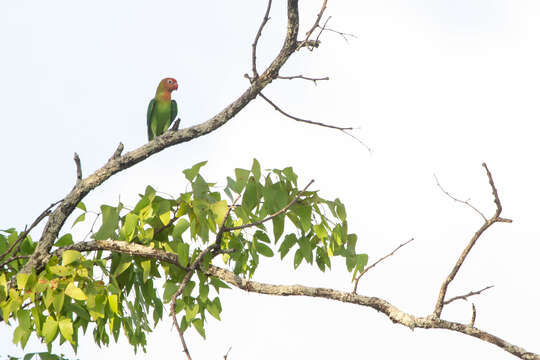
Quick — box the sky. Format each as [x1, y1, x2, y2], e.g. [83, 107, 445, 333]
[1, 1, 539, 359]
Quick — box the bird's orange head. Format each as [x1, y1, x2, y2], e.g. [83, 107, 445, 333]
[158, 77, 179, 93]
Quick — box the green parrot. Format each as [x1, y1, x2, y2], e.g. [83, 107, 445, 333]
[147, 77, 179, 141]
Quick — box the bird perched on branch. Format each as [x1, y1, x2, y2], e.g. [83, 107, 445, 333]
[147, 77, 178, 141]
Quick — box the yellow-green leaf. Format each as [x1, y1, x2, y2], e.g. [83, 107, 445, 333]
[58, 317, 74, 344]
[159, 211, 171, 226]
[65, 282, 87, 301]
[113, 261, 132, 277]
[141, 260, 151, 283]
[210, 200, 228, 226]
[108, 294, 118, 315]
[16, 273, 29, 290]
[42, 316, 58, 344]
[62, 250, 81, 266]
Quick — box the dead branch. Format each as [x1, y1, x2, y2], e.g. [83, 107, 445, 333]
[73, 153, 82, 184]
[434, 174, 487, 222]
[296, 0, 328, 50]
[352, 238, 414, 294]
[315, 16, 357, 45]
[443, 286, 494, 306]
[277, 74, 330, 84]
[433, 164, 512, 318]
[252, 0, 273, 78]
[50, 240, 539, 360]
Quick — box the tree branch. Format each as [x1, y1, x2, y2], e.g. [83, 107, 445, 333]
[443, 286, 494, 306]
[296, 0, 328, 51]
[434, 174, 487, 222]
[277, 74, 329, 83]
[73, 153, 82, 185]
[352, 238, 414, 294]
[52, 240, 539, 360]
[19, 0, 301, 277]
[433, 164, 512, 318]
[252, 0, 273, 78]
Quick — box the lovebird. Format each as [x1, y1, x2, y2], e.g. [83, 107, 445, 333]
[147, 77, 179, 141]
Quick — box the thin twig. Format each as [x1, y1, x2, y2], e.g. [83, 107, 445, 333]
[252, 0, 273, 78]
[469, 303, 477, 327]
[74, 153, 82, 184]
[109, 142, 124, 161]
[0, 200, 61, 264]
[259, 92, 372, 151]
[443, 285, 494, 305]
[0, 255, 30, 269]
[277, 74, 329, 84]
[315, 16, 357, 45]
[433, 164, 512, 318]
[352, 238, 414, 294]
[434, 174, 487, 222]
[171, 118, 181, 131]
[224, 180, 314, 232]
[296, 0, 328, 51]
[223, 347, 232, 360]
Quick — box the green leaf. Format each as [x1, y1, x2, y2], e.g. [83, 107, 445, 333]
[48, 265, 74, 277]
[255, 241, 274, 257]
[183, 161, 208, 182]
[58, 317, 74, 344]
[251, 159, 261, 182]
[17, 309, 31, 330]
[294, 204, 312, 232]
[185, 303, 199, 322]
[163, 280, 178, 303]
[235, 168, 250, 191]
[42, 316, 58, 344]
[141, 259, 151, 282]
[314, 224, 328, 240]
[298, 236, 312, 263]
[209, 277, 230, 293]
[122, 213, 138, 241]
[210, 200, 228, 226]
[283, 167, 298, 186]
[71, 213, 85, 228]
[52, 291, 65, 314]
[54, 234, 73, 247]
[64, 282, 87, 301]
[108, 294, 118, 314]
[335, 199, 347, 222]
[172, 219, 189, 241]
[293, 249, 303, 269]
[272, 215, 285, 243]
[76, 202, 87, 212]
[193, 175, 210, 199]
[206, 299, 221, 320]
[177, 243, 190, 268]
[279, 234, 297, 259]
[199, 283, 209, 302]
[113, 261, 131, 277]
[62, 250, 81, 266]
[93, 205, 119, 240]
[16, 273, 29, 290]
[192, 318, 206, 339]
[242, 180, 258, 212]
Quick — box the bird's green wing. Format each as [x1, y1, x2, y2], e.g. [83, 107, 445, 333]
[171, 100, 178, 124]
[146, 99, 156, 141]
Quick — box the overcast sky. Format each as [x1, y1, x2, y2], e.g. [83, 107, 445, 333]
[1, 1, 539, 359]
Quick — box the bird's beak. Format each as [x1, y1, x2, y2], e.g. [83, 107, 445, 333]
[173, 83, 178, 91]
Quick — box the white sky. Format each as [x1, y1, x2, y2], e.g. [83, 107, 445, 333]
[1, 1, 539, 359]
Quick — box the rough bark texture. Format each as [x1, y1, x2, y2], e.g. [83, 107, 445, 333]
[54, 239, 539, 360]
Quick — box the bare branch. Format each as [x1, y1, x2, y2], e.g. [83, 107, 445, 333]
[469, 303, 477, 327]
[223, 347, 232, 360]
[224, 179, 314, 232]
[315, 16, 357, 45]
[277, 74, 329, 84]
[296, 0, 328, 51]
[171, 118, 181, 131]
[259, 92, 372, 151]
[433, 164, 512, 318]
[54, 240, 540, 360]
[352, 238, 414, 294]
[434, 174, 487, 222]
[73, 153, 82, 184]
[252, 0, 273, 78]
[444, 286, 494, 306]
[109, 142, 124, 160]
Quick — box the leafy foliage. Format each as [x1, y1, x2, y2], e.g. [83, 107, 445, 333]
[0, 160, 366, 355]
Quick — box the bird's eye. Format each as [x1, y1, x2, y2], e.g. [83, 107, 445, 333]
[167, 79, 173, 84]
